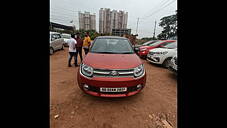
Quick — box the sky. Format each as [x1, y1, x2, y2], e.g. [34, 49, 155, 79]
[50, 0, 177, 39]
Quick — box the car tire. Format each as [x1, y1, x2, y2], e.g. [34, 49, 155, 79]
[61, 45, 64, 50]
[163, 58, 171, 68]
[50, 47, 54, 55]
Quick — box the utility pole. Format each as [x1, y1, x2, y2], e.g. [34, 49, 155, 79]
[136, 18, 139, 34]
[153, 20, 157, 39]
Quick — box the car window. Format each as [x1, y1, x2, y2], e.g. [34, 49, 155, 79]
[52, 34, 61, 40]
[148, 40, 164, 46]
[159, 42, 170, 47]
[51, 34, 57, 40]
[90, 38, 134, 54]
[57, 34, 61, 39]
[162, 42, 177, 49]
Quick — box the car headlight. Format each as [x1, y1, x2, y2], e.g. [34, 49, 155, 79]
[80, 63, 93, 77]
[134, 64, 144, 78]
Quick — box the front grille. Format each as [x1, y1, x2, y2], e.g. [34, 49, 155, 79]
[86, 85, 140, 94]
[93, 68, 134, 77]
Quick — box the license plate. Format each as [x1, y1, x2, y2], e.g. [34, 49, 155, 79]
[100, 87, 127, 92]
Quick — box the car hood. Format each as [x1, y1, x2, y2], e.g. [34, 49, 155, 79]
[83, 53, 142, 69]
[149, 48, 177, 52]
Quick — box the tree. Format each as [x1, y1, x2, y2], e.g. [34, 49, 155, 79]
[157, 11, 177, 40]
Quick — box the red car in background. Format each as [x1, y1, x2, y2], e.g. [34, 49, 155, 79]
[138, 40, 176, 59]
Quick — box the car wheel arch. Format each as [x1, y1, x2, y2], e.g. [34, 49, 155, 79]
[162, 57, 172, 68]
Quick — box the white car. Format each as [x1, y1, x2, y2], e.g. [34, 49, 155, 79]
[168, 54, 177, 74]
[50, 32, 65, 55]
[61, 33, 71, 47]
[147, 41, 177, 68]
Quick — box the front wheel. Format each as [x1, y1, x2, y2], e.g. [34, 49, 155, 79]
[163, 58, 171, 68]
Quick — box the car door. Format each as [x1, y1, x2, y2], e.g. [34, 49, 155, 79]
[56, 34, 61, 50]
[56, 34, 64, 49]
[53, 34, 60, 50]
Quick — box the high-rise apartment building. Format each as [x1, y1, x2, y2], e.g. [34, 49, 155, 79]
[99, 8, 128, 34]
[79, 11, 96, 30]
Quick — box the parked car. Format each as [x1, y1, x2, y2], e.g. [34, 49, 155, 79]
[168, 54, 177, 74]
[147, 41, 177, 68]
[77, 36, 146, 97]
[61, 33, 71, 47]
[168, 36, 177, 40]
[138, 40, 176, 59]
[50, 32, 64, 55]
[134, 40, 159, 52]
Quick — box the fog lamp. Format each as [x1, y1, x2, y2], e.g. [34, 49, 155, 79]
[137, 84, 142, 89]
[83, 84, 89, 91]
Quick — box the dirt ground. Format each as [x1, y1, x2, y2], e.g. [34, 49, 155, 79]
[50, 48, 177, 128]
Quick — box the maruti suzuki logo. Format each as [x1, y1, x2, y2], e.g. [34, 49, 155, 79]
[110, 70, 118, 76]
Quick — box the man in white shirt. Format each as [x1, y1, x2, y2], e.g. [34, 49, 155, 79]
[66, 34, 77, 67]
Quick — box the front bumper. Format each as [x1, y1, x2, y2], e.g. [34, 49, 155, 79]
[168, 60, 177, 73]
[77, 70, 146, 97]
[147, 54, 161, 64]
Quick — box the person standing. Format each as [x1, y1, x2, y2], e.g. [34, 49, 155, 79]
[66, 34, 77, 67]
[83, 32, 91, 55]
[75, 32, 83, 63]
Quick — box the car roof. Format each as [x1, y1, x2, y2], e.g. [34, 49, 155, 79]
[95, 36, 128, 39]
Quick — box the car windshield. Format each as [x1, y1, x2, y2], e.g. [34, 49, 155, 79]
[162, 41, 177, 49]
[90, 38, 134, 54]
[148, 40, 165, 46]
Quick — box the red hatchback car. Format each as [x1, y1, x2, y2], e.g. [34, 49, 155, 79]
[138, 40, 176, 58]
[77, 36, 146, 97]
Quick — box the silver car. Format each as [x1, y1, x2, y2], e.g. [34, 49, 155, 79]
[50, 32, 64, 55]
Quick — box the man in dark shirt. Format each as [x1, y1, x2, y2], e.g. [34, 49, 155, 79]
[75, 32, 83, 63]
